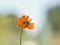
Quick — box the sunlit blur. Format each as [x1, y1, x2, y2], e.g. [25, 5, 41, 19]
[0, 0, 60, 45]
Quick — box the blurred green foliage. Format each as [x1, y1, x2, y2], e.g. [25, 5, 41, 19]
[0, 14, 20, 45]
[40, 6, 60, 45]
[48, 6, 60, 32]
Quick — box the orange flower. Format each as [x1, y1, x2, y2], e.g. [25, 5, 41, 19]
[16, 15, 34, 29]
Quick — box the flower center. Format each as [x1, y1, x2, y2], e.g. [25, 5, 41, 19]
[23, 21, 30, 25]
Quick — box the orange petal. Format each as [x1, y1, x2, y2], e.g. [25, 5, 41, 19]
[17, 16, 29, 25]
[27, 23, 34, 29]
[21, 15, 29, 21]
[16, 15, 34, 29]
[17, 18, 23, 25]
[21, 24, 26, 28]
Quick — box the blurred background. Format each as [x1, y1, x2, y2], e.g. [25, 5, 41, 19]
[0, 0, 60, 45]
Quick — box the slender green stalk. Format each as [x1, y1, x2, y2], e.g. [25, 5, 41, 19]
[20, 28, 23, 45]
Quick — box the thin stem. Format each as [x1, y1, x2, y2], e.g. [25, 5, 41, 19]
[20, 28, 23, 45]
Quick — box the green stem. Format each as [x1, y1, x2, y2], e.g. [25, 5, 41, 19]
[20, 28, 23, 45]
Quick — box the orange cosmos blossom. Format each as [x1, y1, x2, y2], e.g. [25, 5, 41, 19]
[16, 15, 34, 29]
